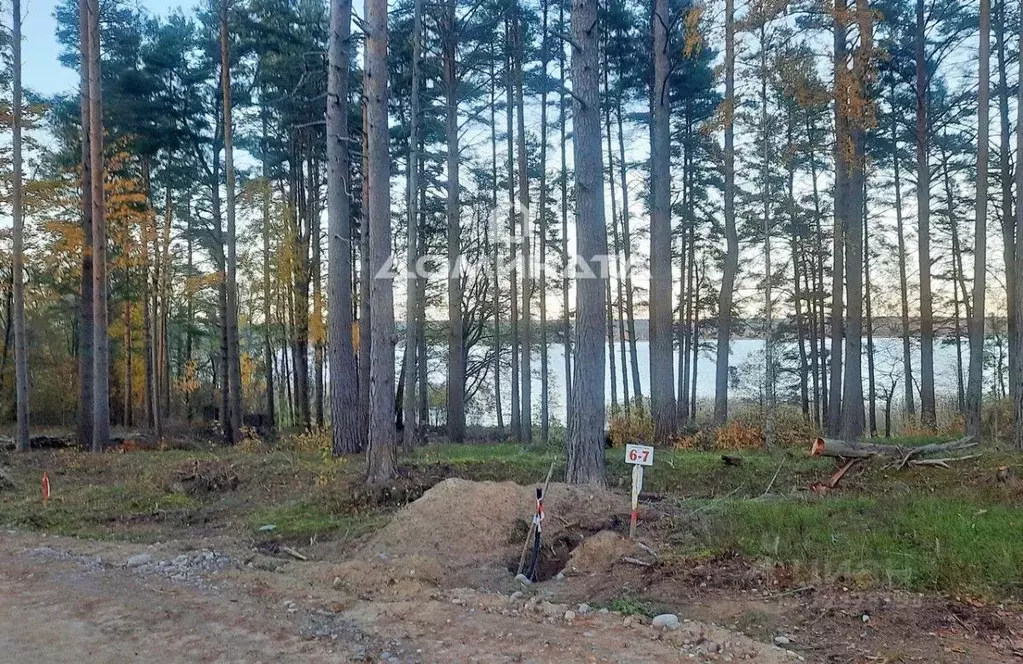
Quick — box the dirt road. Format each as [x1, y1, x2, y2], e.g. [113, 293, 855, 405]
[0, 532, 796, 663]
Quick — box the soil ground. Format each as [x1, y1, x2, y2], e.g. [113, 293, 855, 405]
[2, 437, 1023, 662]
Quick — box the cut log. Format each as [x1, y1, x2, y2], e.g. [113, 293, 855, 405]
[810, 436, 976, 460]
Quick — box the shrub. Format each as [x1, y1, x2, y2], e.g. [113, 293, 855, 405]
[607, 409, 656, 447]
[714, 421, 764, 450]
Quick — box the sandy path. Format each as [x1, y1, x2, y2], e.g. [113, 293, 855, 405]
[0, 533, 794, 663]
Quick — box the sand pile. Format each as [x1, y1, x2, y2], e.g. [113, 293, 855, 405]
[345, 478, 632, 590]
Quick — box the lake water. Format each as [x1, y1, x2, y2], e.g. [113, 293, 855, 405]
[440, 338, 975, 426]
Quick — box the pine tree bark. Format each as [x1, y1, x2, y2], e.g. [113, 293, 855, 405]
[966, 0, 990, 438]
[443, 0, 466, 443]
[514, 2, 533, 442]
[889, 81, 916, 420]
[77, 0, 94, 450]
[489, 62, 505, 434]
[538, 0, 551, 444]
[359, 96, 372, 447]
[260, 108, 276, 436]
[650, 0, 676, 437]
[505, 19, 521, 440]
[364, 0, 398, 482]
[558, 0, 571, 417]
[12, 0, 28, 451]
[221, 0, 243, 444]
[603, 50, 629, 415]
[87, 0, 109, 451]
[141, 162, 156, 432]
[996, 0, 1017, 399]
[403, 0, 423, 449]
[916, 0, 936, 428]
[714, 0, 737, 426]
[566, 0, 608, 485]
[327, 0, 360, 454]
[759, 27, 776, 444]
[838, 0, 869, 441]
[864, 177, 877, 436]
[827, 0, 847, 436]
[615, 87, 642, 408]
[312, 168, 325, 429]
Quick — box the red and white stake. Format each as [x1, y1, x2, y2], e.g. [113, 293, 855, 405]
[629, 464, 643, 538]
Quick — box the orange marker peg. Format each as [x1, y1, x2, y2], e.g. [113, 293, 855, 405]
[42, 472, 51, 504]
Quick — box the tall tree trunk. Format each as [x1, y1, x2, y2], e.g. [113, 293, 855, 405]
[806, 118, 828, 424]
[890, 81, 915, 421]
[141, 162, 156, 432]
[566, 0, 608, 485]
[359, 97, 371, 447]
[12, 0, 28, 451]
[650, 0, 676, 436]
[88, 0, 110, 451]
[603, 50, 630, 415]
[77, 0, 94, 450]
[364, 0, 398, 482]
[787, 114, 810, 420]
[996, 0, 1017, 400]
[558, 0, 571, 417]
[759, 28, 775, 444]
[124, 299, 132, 427]
[514, 2, 533, 442]
[150, 184, 164, 439]
[186, 202, 194, 422]
[160, 187, 172, 418]
[714, 0, 737, 425]
[260, 108, 276, 436]
[506, 20, 521, 440]
[312, 167, 325, 429]
[294, 149, 313, 431]
[967, 0, 990, 438]
[838, 0, 870, 441]
[221, 0, 243, 444]
[489, 62, 505, 434]
[606, 266, 618, 412]
[443, 0, 466, 443]
[538, 0, 551, 444]
[327, 0, 360, 454]
[916, 0, 936, 428]
[864, 176, 877, 436]
[615, 96, 642, 409]
[828, 0, 847, 436]
[403, 0, 423, 448]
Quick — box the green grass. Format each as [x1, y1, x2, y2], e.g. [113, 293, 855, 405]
[683, 494, 1023, 596]
[248, 500, 385, 540]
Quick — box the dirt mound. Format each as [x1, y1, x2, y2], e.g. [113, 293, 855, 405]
[562, 530, 637, 576]
[347, 478, 631, 589]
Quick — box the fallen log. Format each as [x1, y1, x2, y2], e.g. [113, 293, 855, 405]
[1, 432, 146, 451]
[810, 436, 976, 460]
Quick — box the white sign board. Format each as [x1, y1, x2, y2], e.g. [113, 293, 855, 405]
[625, 444, 654, 467]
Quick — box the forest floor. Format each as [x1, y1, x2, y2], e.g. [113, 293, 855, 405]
[2, 431, 1023, 662]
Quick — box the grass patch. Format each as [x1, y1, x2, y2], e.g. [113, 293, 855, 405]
[687, 495, 1023, 597]
[249, 500, 385, 540]
[604, 596, 662, 618]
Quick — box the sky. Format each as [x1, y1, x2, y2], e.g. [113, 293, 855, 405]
[22, 0, 198, 98]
